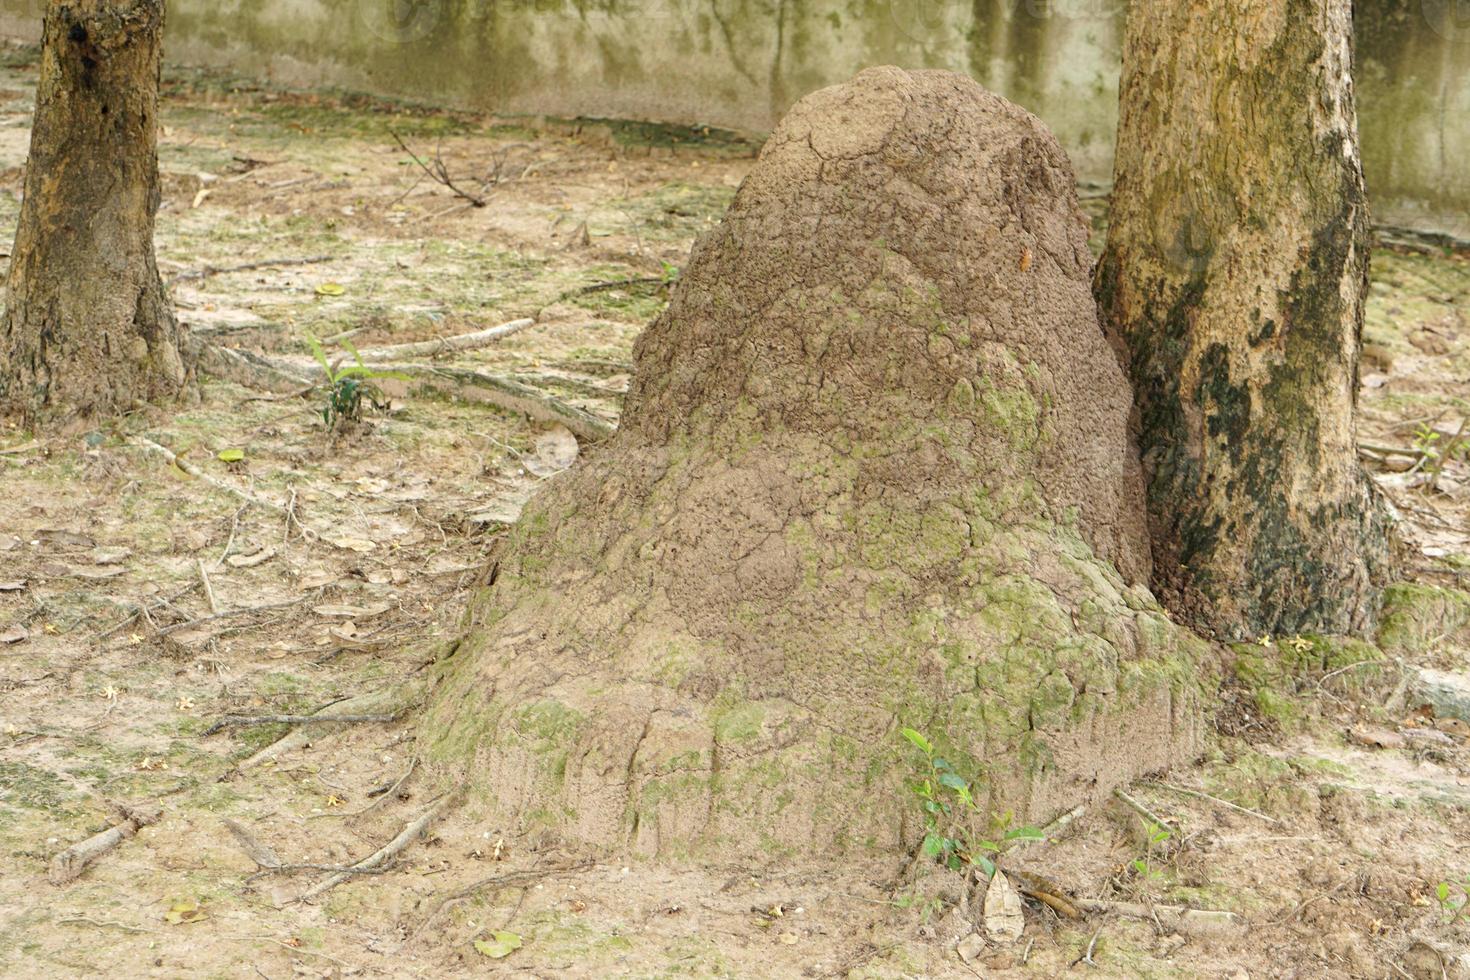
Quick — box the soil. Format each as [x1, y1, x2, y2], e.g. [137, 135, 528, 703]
[0, 44, 1467, 979]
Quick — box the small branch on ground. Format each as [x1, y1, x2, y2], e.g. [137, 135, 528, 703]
[1073, 898, 1243, 936]
[165, 254, 332, 288]
[1112, 787, 1173, 829]
[390, 130, 487, 207]
[1143, 781, 1278, 824]
[300, 793, 457, 901]
[354, 318, 536, 362]
[196, 559, 220, 616]
[407, 859, 597, 944]
[202, 711, 398, 737]
[156, 596, 308, 639]
[49, 804, 161, 884]
[230, 684, 424, 775]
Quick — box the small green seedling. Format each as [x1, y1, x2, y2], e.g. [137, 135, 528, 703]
[305, 334, 405, 431]
[1435, 877, 1469, 923]
[900, 727, 1044, 876]
[1130, 819, 1173, 882]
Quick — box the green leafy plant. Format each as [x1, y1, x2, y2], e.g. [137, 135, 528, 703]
[900, 727, 1044, 876]
[305, 334, 404, 431]
[1413, 422, 1442, 462]
[1435, 876, 1470, 923]
[1129, 819, 1173, 882]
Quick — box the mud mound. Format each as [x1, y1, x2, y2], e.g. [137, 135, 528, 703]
[424, 67, 1207, 863]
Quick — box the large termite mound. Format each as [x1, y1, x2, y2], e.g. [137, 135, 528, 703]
[425, 67, 1207, 863]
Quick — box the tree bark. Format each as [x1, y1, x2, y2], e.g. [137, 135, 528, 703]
[1097, 0, 1394, 638]
[0, 0, 189, 425]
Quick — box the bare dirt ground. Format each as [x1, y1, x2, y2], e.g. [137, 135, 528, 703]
[1, 44, 1469, 978]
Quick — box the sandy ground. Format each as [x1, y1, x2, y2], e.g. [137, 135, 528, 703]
[1, 44, 1469, 979]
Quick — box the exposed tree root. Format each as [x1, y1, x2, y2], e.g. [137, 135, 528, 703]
[49, 804, 161, 884]
[299, 793, 456, 901]
[354, 318, 536, 361]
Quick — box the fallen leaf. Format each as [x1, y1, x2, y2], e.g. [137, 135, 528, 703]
[1346, 726, 1405, 750]
[163, 900, 208, 925]
[365, 569, 393, 585]
[227, 547, 277, 568]
[956, 931, 986, 964]
[0, 580, 26, 592]
[524, 425, 580, 478]
[983, 870, 1024, 944]
[217, 448, 246, 463]
[329, 536, 377, 553]
[312, 602, 391, 619]
[298, 568, 338, 590]
[90, 547, 131, 565]
[354, 477, 391, 495]
[0, 624, 28, 644]
[473, 931, 523, 959]
[315, 282, 347, 296]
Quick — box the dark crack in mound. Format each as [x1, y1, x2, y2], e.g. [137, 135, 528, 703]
[424, 67, 1208, 865]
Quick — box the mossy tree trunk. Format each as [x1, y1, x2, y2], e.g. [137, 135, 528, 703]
[0, 0, 189, 425]
[1097, 0, 1394, 639]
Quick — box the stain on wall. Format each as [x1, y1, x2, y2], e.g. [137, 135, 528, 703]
[0, 0, 1462, 235]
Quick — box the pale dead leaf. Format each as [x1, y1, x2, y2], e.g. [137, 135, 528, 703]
[0, 580, 25, 592]
[36, 529, 93, 549]
[0, 624, 28, 644]
[329, 536, 377, 553]
[298, 568, 338, 590]
[983, 870, 1024, 944]
[523, 425, 579, 478]
[227, 547, 278, 568]
[365, 568, 392, 585]
[90, 547, 131, 565]
[312, 602, 391, 619]
[354, 477, 391, 495]
[71, 567, 126, 581]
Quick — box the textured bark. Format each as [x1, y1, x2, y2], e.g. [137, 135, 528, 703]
[0, 0, 189, 424]
[1097, 0, 1394, 639]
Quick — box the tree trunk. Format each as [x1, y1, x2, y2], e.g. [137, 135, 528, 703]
[0, 0, 189, 425]
[1096, 0, 1394, 639]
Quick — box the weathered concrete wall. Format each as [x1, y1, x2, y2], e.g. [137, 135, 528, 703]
[0, 0, 1463, 235]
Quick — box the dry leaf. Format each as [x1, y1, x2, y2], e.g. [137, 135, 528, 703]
[983, 870, 1024, 944]
[524, 425, 579, 478]
[227, 547, 277, 568]
[90, 547, 131, 565]
[329, 536, 377, 553]
[0, 624, 28, 644]
[0, 580, 26, 592]
[163, 900, 208, 925]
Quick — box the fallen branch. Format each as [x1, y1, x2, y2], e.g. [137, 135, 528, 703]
[203, 711, 397, 737]
[354, 318, 536, 362]
[49, 804, 161, 884]
[156, 596, 308, 638]
[166, 254, 332, 288]
[407, 860, 596, 944]
[390, 130, 487, 207]
[1144, 781, 1278, 825]
[196, 559, 220, 616]
[1113, 787, 1173, 829]
[223, 818, 283, 869]
[195, 344, 615, 442]
[132, 438, 290, 518]
[300, 793, 455, 901]
[232, 685, 421, 774]
[377, 363, 615, 441]
[1073, 898, 1243, 936]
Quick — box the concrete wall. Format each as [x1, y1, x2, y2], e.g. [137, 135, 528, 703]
[0, 1, 1464, 236]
